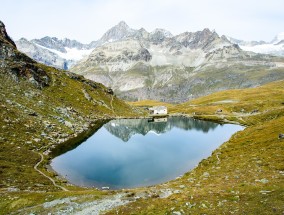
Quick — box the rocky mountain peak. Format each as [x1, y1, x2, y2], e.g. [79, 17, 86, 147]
[99, 21, 134, 43]
[0, 20, 16, 47]
[271, 32, 284, 44]
[117, 21, 129, 29]
[150, 28, 173, 38]
[149, 28, 173, 43]
[199, 28, 218, 39]
[132, 28, 150, 40]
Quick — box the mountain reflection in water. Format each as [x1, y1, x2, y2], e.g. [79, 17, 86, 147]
[104, 116, 219, 142]
[51, 117, 243, 189]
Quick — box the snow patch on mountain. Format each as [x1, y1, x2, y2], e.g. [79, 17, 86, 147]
[240, 43, 284, 56]
[228, 32, 284, 56]
[35, 44, 94, 61]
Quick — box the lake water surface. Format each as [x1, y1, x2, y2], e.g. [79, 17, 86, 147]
[51, 117, 243, 189]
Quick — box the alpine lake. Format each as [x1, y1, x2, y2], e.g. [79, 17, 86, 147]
[51, 117, 244, 189]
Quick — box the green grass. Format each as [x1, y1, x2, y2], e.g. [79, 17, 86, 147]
[1, 61, 284, 214]
[0, 58, 144, 214]
[105, 80, 284, 214]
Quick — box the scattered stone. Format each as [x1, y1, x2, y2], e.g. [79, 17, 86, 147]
[43, 197, 77, 208]
[202, 172, 210, 178]
[255, 178, 269, 184]
[217, 201, 223, 207]
[173, 190, 181, 194]
[159, 189, 174, 198]
[233, 195, 240, 201]
[216, 109, 222, 113]
[279, 133, 284, 139]
[82, 89, 92, 101]
[106, 88, 114, 95]
[186, 202, 196, 208]
[7, 187, 20, 192]
[65, 121, 73, 128]
[188, 178, 195, 183]
[28, 112, 38, 116]
[172, 211, 182, 215]
[179, 185, 185, 189]
[260, 190, 272, 194]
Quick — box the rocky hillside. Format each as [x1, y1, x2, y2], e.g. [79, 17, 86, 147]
[71, 22, 284, 103]
[0, 20, 141, 192]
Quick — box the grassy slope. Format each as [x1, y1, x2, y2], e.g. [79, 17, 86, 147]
[109, 80, 284, 214]
[0, 60, 145, 213]
[1, 79, 283, 215]
[1, 37, 283, 214]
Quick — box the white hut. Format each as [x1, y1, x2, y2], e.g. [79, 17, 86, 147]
[149, 106, 167, 115]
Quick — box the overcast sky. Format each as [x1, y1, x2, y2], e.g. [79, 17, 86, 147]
[0, 0, 283, 43]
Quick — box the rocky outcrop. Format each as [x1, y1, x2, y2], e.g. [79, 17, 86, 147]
[96, 21, 135, 45]
[0, 21, 50, 88]
[0, 21, 16, 47]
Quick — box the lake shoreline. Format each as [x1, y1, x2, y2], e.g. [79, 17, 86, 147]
[48, 115, 244, 190]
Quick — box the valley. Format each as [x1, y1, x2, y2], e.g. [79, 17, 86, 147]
[0, 19, 284, 215]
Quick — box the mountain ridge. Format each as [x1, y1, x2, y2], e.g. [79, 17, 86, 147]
[14, 21, 284, 103]
[70, 22, 284, 102]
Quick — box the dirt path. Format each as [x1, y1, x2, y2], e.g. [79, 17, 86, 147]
[110, 95, 115, 114]
[34, 151, 69, 191]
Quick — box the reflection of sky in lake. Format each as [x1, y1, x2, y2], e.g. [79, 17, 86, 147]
[51, 118, 243, 189]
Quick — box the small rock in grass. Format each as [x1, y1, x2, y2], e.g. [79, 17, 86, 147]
[255, 178, 269, 184]
[202, 172, 210, 177]
[65, 121, 73, 128]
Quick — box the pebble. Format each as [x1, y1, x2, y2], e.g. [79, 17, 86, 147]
[255, 178, 269, 184]
[202, 172, 210, 177]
